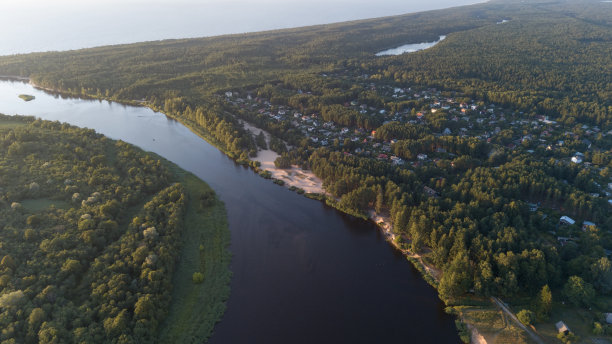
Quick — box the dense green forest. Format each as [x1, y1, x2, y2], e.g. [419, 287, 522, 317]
[0, 0, 610, 341]
[0, 115, 230, 343]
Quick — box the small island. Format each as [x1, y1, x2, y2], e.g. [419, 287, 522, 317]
[18, 94, 35, 101]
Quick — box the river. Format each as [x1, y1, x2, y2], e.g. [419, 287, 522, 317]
[0, 79, 460, 343]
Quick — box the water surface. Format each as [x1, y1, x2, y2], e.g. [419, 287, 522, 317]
[376, 35, 446, 56]
[0, 0, 485, 56]
[0, 80, 460, 344]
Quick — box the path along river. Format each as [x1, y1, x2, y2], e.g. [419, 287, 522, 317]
[0, 79, 460, 343]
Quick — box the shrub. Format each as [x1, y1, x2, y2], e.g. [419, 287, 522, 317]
[517, 309, 535, 326]
[192, 272, 204, 284]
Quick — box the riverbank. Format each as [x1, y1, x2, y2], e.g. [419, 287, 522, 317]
[241, 120, 326, 194]
[159, 165, 232, 343]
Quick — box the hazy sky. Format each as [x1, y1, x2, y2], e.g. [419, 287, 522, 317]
[0, 0, 484, 55]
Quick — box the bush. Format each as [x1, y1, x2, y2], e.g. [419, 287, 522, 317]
[557, 332, 579, 344]
[455, 320, 470, 344]
[192, 272, 204, 284]
[274, 155, 292, 169]
[593, 321, 604, 335]
[259, 170, 272, 179]
[517, 309, 535, 326]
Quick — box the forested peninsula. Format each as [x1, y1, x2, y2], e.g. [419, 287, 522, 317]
[0, 115, 230, 343]
[0, 0, 610, 342]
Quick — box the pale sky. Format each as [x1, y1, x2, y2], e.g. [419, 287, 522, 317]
[0, 0, 485, 55]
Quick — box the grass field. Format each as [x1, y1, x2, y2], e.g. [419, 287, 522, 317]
[158, 166, 232, 343]
[460, 306, 531, 344]
[20, 198, 70, 212]
[0, 119, 28, 129]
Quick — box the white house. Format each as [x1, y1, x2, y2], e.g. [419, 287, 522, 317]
[571, 156, 583, 164]
[560, 216, 576, 226]
[556, 321, 570, 335]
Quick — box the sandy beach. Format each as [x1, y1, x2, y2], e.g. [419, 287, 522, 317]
[241, 120, 325, 194]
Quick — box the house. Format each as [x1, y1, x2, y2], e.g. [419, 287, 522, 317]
[417, 154, 428, 161]
[442, 128, 452, 135]
[556, 321, 570, 335]
[557, 237, 572, 246]
[423, 186, 439, 197]
[527, 203, 538, 212]
[571, 156, 582, 164]
[390, 156, 404, 165]
[559, 216, 576, 226]
[582, 221, 596, 231]
[604, 313, 612, 324]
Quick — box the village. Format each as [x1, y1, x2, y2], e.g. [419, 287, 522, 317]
[219, 73, 612, 207]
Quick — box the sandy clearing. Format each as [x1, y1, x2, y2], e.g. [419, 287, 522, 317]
[241, 120, 325, 194]
[469, 324, 488, 344]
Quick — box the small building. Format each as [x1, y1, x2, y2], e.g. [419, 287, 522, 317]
[571, 156, 583, 164]
[417, 154, 428, 161]
[605, 313, 612, 324]
[527, 203, 538, 212]
[423, 186, 439, 198]
[559, 216, 576, 226]
[582, 221, 596, 231]
[556, 321, 570, 335]
[557, 237, 572, 246]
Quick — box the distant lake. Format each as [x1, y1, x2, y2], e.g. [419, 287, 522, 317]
[376, 35, 446, 56]
[1, 0, 485, 56]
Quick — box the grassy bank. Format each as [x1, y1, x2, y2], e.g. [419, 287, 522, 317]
[157, 161, 232, 343]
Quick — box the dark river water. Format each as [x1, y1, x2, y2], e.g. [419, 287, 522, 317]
[0, 80, 460, 343]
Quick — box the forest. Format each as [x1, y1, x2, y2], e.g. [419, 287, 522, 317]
[0, 0, 610, 341]
[0, 115, 230, 343]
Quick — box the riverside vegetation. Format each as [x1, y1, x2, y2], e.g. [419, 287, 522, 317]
[0, 115, 230, 343]
[0, 0, 611, 342]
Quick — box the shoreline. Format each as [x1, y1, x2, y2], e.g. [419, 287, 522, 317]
[240, 120, 326, 195]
